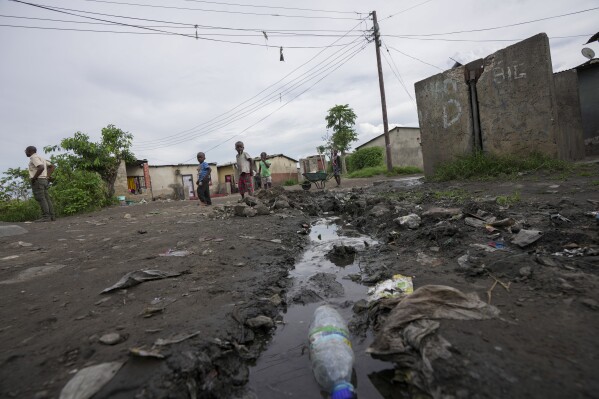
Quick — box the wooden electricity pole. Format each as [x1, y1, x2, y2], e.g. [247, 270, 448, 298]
[372, 11, 393, 172]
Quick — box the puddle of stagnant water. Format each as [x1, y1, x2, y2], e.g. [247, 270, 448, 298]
[248, 218, 392, 398]
[390, 176, 424, 188]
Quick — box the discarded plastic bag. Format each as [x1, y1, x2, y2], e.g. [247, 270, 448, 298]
[511, 229, 543, 248]
[101, 270, 182, 294]
[59, 361, 123, 399]
[160, 249, 192, 257]
[367, 285, 499, 396]
[368, 274, 413, 301]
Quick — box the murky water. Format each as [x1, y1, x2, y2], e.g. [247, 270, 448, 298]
[248, 218, 392, 398]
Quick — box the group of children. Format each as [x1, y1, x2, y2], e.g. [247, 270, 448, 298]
[195, 141, 273, 206]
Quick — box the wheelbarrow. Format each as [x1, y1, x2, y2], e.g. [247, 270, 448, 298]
[301, 171, 333, 190]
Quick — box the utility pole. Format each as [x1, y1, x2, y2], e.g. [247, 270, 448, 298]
[372, 11, 393, 172]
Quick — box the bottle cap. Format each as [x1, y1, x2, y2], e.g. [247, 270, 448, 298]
[331, 383, 355, 399]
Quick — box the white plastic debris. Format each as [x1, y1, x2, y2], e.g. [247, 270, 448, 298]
[368, 274, 414, 301]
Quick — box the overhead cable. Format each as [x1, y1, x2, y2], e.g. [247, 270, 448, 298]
[134, 37, 369, 151]
[384, 6, 599, 37]
[176, 42, 369, 163]
[44, 0, 364, 20]
[134, 17, 370, 146]
[386, 45, 443, 71]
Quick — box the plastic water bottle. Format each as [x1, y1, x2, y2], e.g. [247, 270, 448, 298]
[308, 305, 356, 399]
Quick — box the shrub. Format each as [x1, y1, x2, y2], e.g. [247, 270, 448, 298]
[50, 168, 108, 215]
[0, 199, 41, 222]
[283, 179, 297, 186]
[347, 147, 384, 172]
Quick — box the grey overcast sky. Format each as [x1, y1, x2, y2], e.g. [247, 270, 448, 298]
[1, 0, 597, 172]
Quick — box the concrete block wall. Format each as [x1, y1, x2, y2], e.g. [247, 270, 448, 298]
[554, 70, 585, 161]
[415, 66, 473, 176]
[477, 33, 559, 159]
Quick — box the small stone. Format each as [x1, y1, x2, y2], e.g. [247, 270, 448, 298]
[245, 315, 274, 329]
[269, 294, 282, 306]
[99, 333, 123, 345]
[123, 214, 132, 219]
[395, 213, 421, 229]
[581, 298, 598, 310]
[519, 266, 532, 278]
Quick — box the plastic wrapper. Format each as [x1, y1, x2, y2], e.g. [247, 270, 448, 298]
[368, 274, 413, 301]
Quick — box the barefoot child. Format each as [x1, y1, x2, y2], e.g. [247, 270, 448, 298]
[235, 141, 255, 199]
[259, 152, 272, 190]
[196, 152, 212, 205]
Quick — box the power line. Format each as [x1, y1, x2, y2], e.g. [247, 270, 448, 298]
[7, 1, 363, 47]
[179, 0, 360, 14]
[385, 6, 599, 37]
[44, 0, 364, 20]
[177, 42, 369, 163]
[385, 34, 593, 42]
[135, 37, 369, 151]
[0, 14, 369, 37]
[134, 17, 370, 147]
[381, 46, 416, 107]
[85, 0, 360, 14]
[386, 45, 443, 71]
[379, 0, 435, 22]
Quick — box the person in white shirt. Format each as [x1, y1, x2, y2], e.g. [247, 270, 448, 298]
[25, 146, 56, 221]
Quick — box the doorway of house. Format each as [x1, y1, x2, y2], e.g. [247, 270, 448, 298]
[181, 174, 197, 200]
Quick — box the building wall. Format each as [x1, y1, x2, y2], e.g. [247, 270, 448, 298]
[357, 127, 423, 170]
[415, 65, 473, 176]
[114, 161, 130, 198]
[554, 70, 585, 160]
[217, 164, 236, 194]
[150, 164, 217, 200]
[299, 156, 327, 178]
[477, 33, 560, 159]
[578, 65, 599, 155]
[415, 32, 586, 177]
[256, 156, 298, 184]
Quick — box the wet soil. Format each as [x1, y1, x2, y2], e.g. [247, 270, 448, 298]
[1, 166, 598, 399]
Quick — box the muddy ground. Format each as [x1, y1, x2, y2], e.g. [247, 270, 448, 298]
[1, 167, 598, 399]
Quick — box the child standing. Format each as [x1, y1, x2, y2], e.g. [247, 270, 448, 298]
[331, 149, 341, 187]
[196, 152, 212, 205]
[259, 152, 272, 190]
[235, 141, 255, 199]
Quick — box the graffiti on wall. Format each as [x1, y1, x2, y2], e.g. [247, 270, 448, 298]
[493, 60, 526, 84]
[420, 77, 464, 129]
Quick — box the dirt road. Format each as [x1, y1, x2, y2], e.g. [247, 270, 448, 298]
[1, 169, 598, 398]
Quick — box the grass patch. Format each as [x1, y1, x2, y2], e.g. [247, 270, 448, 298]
[347, 165, 422, 179]
[0, 199, 41, 222]
[592, 181, 599, 186]
[432, 189, 470, 203]
[432, 151, 571, 182]
[496, 191, 521, 206]
[283, 179, 297, 186]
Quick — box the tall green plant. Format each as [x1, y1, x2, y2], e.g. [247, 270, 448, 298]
[45, 124, 135, 198]
[0, 167, 30, 201]
[325, 104, 358, 173]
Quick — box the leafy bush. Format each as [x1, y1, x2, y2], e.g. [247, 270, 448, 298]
[0, 199, 41, 222]
[283, 179, 297, 186]
[346, 147, 384, 172]
[50, 168, 108, 215]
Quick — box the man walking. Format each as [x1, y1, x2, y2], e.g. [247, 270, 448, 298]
[25, 146, 56, 221]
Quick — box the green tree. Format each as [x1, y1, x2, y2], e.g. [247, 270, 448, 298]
[325, 104, 358, 173]
[45, 124, 135, 198]
[0, 168, 30, 201]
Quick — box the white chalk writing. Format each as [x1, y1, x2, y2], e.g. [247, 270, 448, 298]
[493, 60, 526, 84]
[443, 99, 462, 128]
